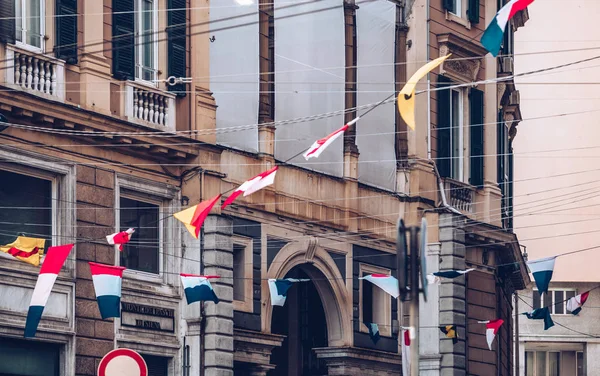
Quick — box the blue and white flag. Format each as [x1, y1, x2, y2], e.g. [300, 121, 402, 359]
[366, 323, 380, 344]
[268, 278, 309, 306]
[527, 256, 557, 294]
[426, 268, 475, 284]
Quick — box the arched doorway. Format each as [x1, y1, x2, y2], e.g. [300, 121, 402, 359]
[269, 265, 328, 376]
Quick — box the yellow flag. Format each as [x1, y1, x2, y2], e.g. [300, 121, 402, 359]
[174, 195, 221, 239]
[0, 236, 46, 266]
[398, 55, 451, 130]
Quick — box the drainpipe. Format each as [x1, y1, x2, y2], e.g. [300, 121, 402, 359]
[515, 292, 520, 376]
[426, 0, 432, 160]
[199, 172, 206, 374]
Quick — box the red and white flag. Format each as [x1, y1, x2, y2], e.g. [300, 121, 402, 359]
[478, 319, 504, 350]
[401, 328, 411, 376]
[106, 228, 135, 251]
[302, 118, 359, 160]
[221, 166, 278, 209]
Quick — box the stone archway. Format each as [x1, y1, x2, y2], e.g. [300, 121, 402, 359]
[265, 238, 352, 347]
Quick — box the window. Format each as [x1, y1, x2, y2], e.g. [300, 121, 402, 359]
[449, 88, 464, 181]
[0, 169, 52, 246]
[15, 0, 44, 51]
[449, 0, 462, 17]
[0, 337, 61, 376]
[532, 289, 576, 315]
[359, 264, 392, 337]
[232, 235, 253, 312]
[119, 196, 160, 274]
[526, 351, 582, 376]
[141, 354, 169, 376]
[135, 0, 158, 83]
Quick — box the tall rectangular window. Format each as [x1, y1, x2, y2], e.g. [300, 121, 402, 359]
[450, 0, 462, 16]
[233, 244, 245, 302]
[359, 264, 392, 337]
[577, 351, 584, 376]
[449, 88, 464, 181]
[0, 169, 52, 246]
[0, 337, 61, 375]
[15, 0, 44, 50]
[135, 0, 157, 82]
[533, 289, 577, 315]
[120, 196, 160, 274]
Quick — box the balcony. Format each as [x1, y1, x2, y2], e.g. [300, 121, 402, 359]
[444, 179, 475, 214]
[124, 82, 176, 131]
[4, 45, 65, 102]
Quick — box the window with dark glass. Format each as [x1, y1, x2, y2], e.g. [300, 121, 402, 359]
[232, 244, 245, 302]
[0, 337, 60, 376]
[532, 289, 577, 315]
[120, 196, 160, 274]
[142, 354, 169, 376]
[361, 272, 373, 325]
[0, 170, 52, 246]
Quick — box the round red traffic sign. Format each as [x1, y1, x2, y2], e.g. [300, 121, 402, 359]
[98, 348, 148, 376]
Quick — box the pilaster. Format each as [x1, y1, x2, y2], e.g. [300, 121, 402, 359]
[203, 215, 234, 376]
[438, 213, 467, 376]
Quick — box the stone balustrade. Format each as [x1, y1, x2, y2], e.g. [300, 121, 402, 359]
[4, 45, 65, 101]
[125, 82, 176, 130]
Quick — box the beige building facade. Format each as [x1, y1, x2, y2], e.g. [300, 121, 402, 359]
[515, 1, 600, 375]
[0, 0, 529, 375]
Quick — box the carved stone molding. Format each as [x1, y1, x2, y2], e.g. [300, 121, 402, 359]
[497, 83, 507, 110]
[304, 236, 319, 263]
[233, 328, 285, 368]
[437, 34, 488, 85]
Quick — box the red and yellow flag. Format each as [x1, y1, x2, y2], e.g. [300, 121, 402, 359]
[0, 236, 46, 266]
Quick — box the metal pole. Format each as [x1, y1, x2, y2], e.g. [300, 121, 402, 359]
[515, 292, 520, 376]
[409, 226, 420, 376]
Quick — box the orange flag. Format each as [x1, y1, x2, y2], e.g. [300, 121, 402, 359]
[174, 195, 221, 239]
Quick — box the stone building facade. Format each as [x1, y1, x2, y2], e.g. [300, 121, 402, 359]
[0, 1, 530, 376]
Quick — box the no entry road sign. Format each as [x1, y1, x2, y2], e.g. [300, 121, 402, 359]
[98, 348, 148, 376]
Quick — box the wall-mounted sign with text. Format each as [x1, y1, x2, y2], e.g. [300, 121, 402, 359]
[121, 302, 175, 333]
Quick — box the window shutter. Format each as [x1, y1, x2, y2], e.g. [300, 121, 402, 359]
[443, 0, 455, 13]
[436, 76, 452, 178]
[469, 88, 484, 187]
[0, 1, 15, 44]
[56, 0, 78, 64]
[167, 0, 187, 96]
[496, 112, 505, 185]
[468, 0, 480, 24]
[112, 0, 135, 80]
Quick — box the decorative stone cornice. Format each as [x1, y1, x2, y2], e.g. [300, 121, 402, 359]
[314, 346, 401, 376]
[304, 236, 319, 263]
[437, 34, 488, 84]
[233, 328, 285, 367]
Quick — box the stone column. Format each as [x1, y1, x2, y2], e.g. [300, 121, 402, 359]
[74, 167, 116, 375]
[202, 215, 234, 376]
[438, 213, 467, 376]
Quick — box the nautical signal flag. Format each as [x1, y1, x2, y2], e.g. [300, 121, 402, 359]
[439, 325, 458, 344]
[180, 274, 220, 304]
[523, 307, 554, 330]
[303, 120, 356, 160]
[397, 54, 450, 130]
[174, 195, 221, 239]
[481, 0, 535, 56]
[427, 268, 475, 284]
[401, 328, 411, 376]
[268, 278, 310, 306]
[0, 236, 46, 266]
[478, 319, 504, 350]
[221, 166, 278, 209]
[106, 228, 135, 251]
[89, 262, 126, 319]
[25, 244, 74, 337]
[567, 292, 589, 315]
[366, 323, 380, 344]
[527, 256, 556, 294]
[359, 274, 399, 298]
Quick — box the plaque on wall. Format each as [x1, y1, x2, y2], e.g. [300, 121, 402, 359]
[121, 302, 175, 333]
